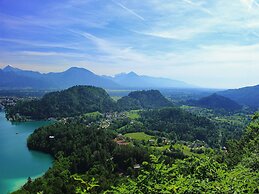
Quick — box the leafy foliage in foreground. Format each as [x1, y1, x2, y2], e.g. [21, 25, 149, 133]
[12, 109, 259, 194]
[107, 155, 259, 194]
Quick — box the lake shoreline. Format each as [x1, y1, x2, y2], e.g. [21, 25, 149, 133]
[0, 111, 53, 194]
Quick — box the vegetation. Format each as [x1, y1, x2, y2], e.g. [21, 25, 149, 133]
[117, 90, 173, 111]
[219, 84, 259, 108]
[13, 111, 259, 194]
[14, 116, 149, 193]
[6, 87, 173, 121]
[124, 132, 155, 141]
[189, 93, 242, 112]
[8, 86, 259, 193]
[140, 108, 219, 147]
[181, 105, 251, 145]
[6, 86, 116, 120]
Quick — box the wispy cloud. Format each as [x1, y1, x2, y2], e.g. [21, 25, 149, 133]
[0, 38, 80, 50]
[20, 51, 83, 57]
[181, 0, 214, 16]
[112, 0, 145, 21]
[1, 0, 259, 87]
[71, 30, 148, 63]
[135, 27, 210, 40]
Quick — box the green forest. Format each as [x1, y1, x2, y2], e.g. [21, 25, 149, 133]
[6, 86, 172, 121]
[8, 86, 259, 193]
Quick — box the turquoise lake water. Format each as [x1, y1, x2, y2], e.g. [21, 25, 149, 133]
[0, 111, 53, 194]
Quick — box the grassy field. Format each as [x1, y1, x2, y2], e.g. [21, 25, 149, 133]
[111, 96, 121, 101]
[124, 132, 155, 141]
[153, 144, 206, 157]
[82, 111, 102, 118]
[126, 110, 141, 120]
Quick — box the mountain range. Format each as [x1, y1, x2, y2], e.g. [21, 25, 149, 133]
[1, 65, 259, 108]
[0, 65, 193, 90]
[105, 72, 192, 89]
[218, 85, 259, 108]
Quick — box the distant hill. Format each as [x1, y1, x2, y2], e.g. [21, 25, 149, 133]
[6, 86, 116, 120]
[0, 66, 194, 90]
[107, 71, 194, 89]
[45, 67, 120, 89]
[7, 87, 173, 120]
[190, 93, 242, 112]
[0, 68, 51, 89]
[0, 66, 120, 89]
[218, 85, 259, 108]
[117, 90, 173, 110]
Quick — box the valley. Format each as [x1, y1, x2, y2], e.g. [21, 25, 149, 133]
[1, 85, 257, 193]
[1, 0, 259, 193]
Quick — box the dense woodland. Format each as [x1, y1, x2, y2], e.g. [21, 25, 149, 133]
[117, 90, 173, 111]
[6, 86, 116, 120]
[188, 93, 243, 112]
[12, 110, 259, 193]
[6, 86, 172, 121]
[7, 86, 259, 193]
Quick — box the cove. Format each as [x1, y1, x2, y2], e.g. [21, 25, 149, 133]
[0, 111, 53, 194]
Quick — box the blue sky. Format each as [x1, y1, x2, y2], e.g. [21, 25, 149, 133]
[0, 0, 259, 88]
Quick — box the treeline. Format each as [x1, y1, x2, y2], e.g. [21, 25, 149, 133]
[14, 112, 259, 193]
[6, 86, 173, 120]
[109, 108, 219, 147]
[15, 119, 149, 193]
[6, 86, 117, 120]
[97, 113, 259, 193]
[140, 108, 219, 147]
[117, 90, 173, 111]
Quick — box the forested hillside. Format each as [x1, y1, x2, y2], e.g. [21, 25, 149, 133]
[219, 85, 259, 108]
[7, 87, 173, 121]
[139, 108, 218, 146]
[6, 86, 116, 120]
[13, 110, 259, 193]
[117, 90, 173, 111]
[189, 93, 242, 112]
[6, 86, 259, 194]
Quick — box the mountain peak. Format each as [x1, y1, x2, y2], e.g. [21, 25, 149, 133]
[65, 67, 93, 74]
[127, 71, 138, 76]
[114, 71, 138, 78]
[3, 65, 22, 72]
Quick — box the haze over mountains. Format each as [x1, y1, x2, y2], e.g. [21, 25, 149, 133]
[0, 65, 193, 90]
[105, 72, 192, 89]
[1, 65, 259, 108]
[218, 85, 259, 108]
[188, 93, 242, 112]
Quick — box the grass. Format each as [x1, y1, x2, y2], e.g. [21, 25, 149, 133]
[126, 110, 141, 120]
[153, 144, 206, 157]
[152, 145, 170, 151]
[83, 111, 102, 117]
[111, 96, 121, 101]
[124, 132, 155, 141]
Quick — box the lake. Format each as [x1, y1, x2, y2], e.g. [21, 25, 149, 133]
[0, 111, 53, 194]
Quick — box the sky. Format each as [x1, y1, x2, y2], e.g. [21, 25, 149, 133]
[0, 0, 259, 89]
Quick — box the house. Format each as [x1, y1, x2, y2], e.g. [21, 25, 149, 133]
[134, 164, 141, 169]
[114, 134, 129, 146]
